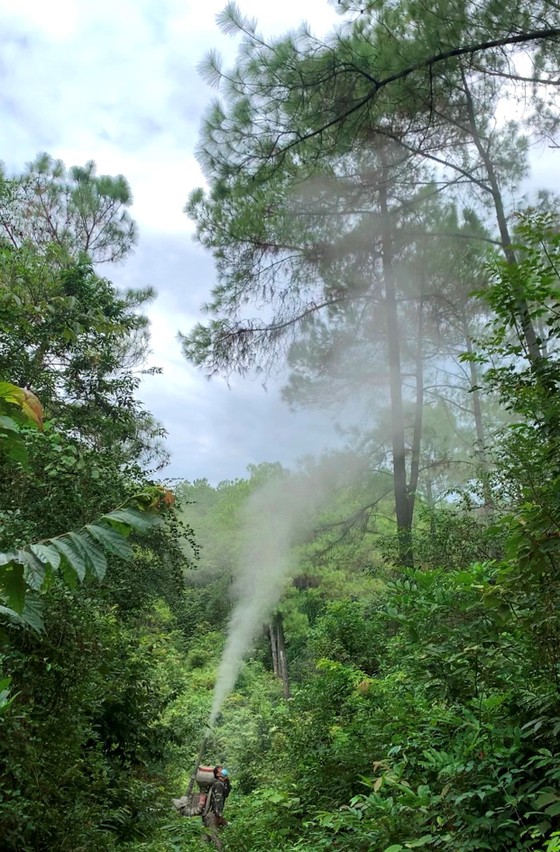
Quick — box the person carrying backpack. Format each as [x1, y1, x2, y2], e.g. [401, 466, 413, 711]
[202, 766, 231, 849]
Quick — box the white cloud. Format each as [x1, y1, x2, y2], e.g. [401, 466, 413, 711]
[0, 0, 80, 40]
[0, 0, 338, 235]
[0, 0, 341, 480]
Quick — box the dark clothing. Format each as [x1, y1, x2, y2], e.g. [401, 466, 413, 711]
[205, 778, 229, 817]
[202, 779, 230, 849]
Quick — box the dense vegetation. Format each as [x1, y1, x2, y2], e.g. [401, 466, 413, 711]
[0, 155, 193, 850]
[4, 2, 560, 850]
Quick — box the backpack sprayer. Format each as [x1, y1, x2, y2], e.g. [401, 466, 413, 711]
[172, 726, 217, 817]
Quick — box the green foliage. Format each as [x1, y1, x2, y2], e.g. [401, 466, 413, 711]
[0, 152, 195, 851]
[309, 598, 382, 674]
[5, 20, 560, 847]
[184, 0, 547, 569]
[0, 592, 193, 851]
[133, 215, 560, 852]
[0, 500, 161, 622]
[0, 153, 137, 264]
[0, 244, 164, 468]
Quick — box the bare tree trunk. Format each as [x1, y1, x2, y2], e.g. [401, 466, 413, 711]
[461, 70, 542, 364]
[379, 153, 414, 568]
[276, 613, 290, 699]
[463, 322, 493, 511]
[269, 613, 290, 699]
[408, 292, 425, 508]
[268, 621, 279, 679]
[464, 329, 486, 457]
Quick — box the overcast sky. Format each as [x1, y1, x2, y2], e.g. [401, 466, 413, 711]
[0, 0, 344, 483]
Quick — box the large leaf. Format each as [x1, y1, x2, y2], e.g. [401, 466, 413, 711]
[0, 596, 45, 632]
[30, 543, 61, 572]
[0, 414, 20, 432]
[19, 550, 46, 590]
[0, 382, 25, 406]
[0, 414, 29, 467]
[20, 595, 45, 632]
[85, 523, 133, 560]
[101, 506, 156, 534]
[69, 531, 107, 581]
[0, 383, 44, 470]
[48, 538, 87, 582]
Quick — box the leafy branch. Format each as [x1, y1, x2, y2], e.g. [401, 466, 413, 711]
[0, 495, 167, 630]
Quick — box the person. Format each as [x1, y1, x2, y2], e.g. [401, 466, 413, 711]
[202, 765, 231, 849]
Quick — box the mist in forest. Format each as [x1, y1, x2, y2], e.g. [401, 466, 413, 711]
[207, 465, 340, 726]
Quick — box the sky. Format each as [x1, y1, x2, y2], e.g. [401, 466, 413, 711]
[0, 0, 343, 484]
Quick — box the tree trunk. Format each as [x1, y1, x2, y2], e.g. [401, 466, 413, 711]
[463, 319, 493, 511]
[379, 152, 414, 568]
[269, 612, 290, 699]
[461, 70, 542, 364]
[268, 621, 279, 679]
[408, 292, 425, 509]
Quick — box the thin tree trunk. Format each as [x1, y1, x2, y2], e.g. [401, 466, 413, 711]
[269, 613, 290, 699]
[408, 292, 425, 507]
[464, 329, 486, 456]
[461, 70, 542, 363]
[425, 477, 435, 511]
[276, 613, 290, 699]
[268, 621, 278, 678]
[379, 152, 413, 568]
[463, 321, 493, 511]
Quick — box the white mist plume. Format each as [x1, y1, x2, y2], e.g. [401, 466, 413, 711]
[208, 469, 331, 726]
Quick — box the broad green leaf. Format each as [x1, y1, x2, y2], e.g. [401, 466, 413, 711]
[0, 415, 19, 432]
[0, 596, 44, 632]
[0, 383, 43, 429]
[21, 595, 44, 632]
[535, 791, 560, 809]
[30, 543, 61, 572]
[70, 531, 107, 580]
[86, 523, 132, 560]
[265, 791, 287, 804]
[101, 506, 157, 533]
[0, 502, 157, 628]
[0, 415, 29, 466]
[19, 550, 46, 590]
[0, 605, 21, 623]
[0, 381, 24, 405]
[49, 538, 87, 581]
[67, 530, 92, 564]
